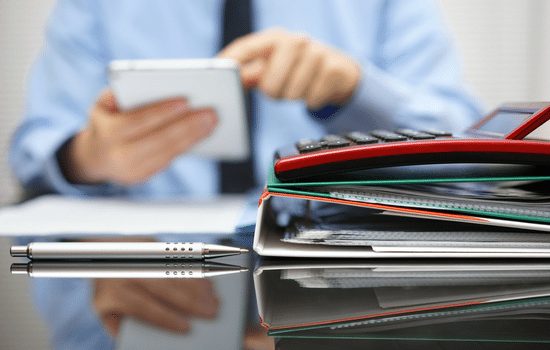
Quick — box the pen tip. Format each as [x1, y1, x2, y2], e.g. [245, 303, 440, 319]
[240, 248, 249, 254]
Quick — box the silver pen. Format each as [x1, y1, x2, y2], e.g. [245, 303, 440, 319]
[10, 242, 248, 260]
[10, 261, 248, 278]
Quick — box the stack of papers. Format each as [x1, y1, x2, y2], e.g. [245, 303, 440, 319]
[254, 164, 550, 257]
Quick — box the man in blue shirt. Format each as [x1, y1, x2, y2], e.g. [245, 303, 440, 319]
[9, 1, 482, 349]
[10, 0, 480, 198]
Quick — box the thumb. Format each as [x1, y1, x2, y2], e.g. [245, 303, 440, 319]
[97, 89, 118, 113]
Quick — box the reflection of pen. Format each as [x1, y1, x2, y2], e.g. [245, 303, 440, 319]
[10, 242, 248, 260]
[10, 261, 248, 278]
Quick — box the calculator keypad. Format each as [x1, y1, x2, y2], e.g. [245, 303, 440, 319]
[369, 130, 408, 142]
[345, 132, 378, 144]
[295, 129, 453, 154]
[295, 139, 325, 153]
[421, 129, 453, 137]
[395, 129, 436, 140]
[321, 135, 351, 148]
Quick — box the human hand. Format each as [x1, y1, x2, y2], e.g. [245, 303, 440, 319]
[219, 28, 361, 110]
[244, 328, 275, 350]
[93, 278, 219, 336]
[59, 90, 217, 185]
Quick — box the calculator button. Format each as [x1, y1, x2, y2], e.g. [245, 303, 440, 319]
[345, 132, 379, 144]
[395, 129, 436, 140]
[296, 139, 324, 153]
[421, 129, 453, 137]
[321, 135, 351, 148]
[369, 130, 408, 142]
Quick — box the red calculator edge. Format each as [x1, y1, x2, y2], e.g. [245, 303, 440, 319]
[274, 102, 550, 181]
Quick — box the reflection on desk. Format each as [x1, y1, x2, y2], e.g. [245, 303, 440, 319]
[8, 256, 550, 349]
[10, 261, 248, 279]
[254, 260, 550, 345]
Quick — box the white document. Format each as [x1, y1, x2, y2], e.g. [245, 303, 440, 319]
[0, 195, 247, 236]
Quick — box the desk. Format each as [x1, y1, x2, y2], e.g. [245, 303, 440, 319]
[4, 238, 550, 350]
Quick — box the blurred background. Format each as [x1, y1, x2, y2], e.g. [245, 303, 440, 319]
[0, 0, 549, 348]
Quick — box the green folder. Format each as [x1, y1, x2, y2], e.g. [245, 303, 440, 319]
[268, 164, 550, 190]
[266, 164, 550, 224]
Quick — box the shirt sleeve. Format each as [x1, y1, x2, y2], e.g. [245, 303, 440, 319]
[319, 0, 483, 134]
[9, 0, 122, 196]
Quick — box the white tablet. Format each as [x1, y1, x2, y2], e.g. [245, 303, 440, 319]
[109, 59, 249, 160]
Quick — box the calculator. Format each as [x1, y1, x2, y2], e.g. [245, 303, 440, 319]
[274, 102, 550, 181]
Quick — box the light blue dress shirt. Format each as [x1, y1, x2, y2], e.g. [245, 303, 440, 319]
[9, 0, 482, 348]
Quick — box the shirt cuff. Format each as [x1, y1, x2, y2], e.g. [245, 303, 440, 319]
[318, 62, 412, 133]
[42, 133, 124, 197]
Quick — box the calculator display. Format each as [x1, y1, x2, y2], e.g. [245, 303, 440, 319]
[475, 111, 533, 137]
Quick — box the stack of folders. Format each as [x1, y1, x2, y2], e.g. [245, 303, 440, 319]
[253, 164, 550, 257]
[254, 261, 550, 343]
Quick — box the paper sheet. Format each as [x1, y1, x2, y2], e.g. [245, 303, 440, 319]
[0, 195, 247, 236]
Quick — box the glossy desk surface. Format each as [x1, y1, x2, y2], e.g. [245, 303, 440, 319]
[6, 237, 550, 350]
